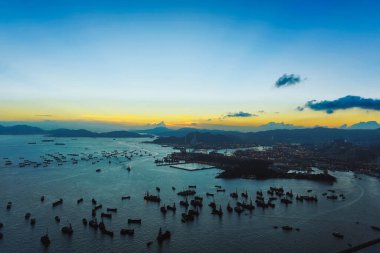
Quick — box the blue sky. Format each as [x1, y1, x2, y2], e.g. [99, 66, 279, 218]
[0, 0, 379, 128]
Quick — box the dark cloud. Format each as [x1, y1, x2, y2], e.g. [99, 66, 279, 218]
[299, 95, 380, 114]
[225, 111, 257, 118]
[275, 74, 302, 88]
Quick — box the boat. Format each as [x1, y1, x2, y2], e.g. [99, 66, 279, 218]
[102, 229, 114, 237]
[167, 203, 176, 212]
[107, 208, 117, 212]
[82, 218, 88, 226]
[180, 198, 189, 208]
[144, 192, 161, 202]
[128, 219, 142, 224]
[172, 186, 176, 191]
[226, 203, 233, 213]
[160, 205, 167, 214]
[120, 228, 134, 235]
[208, 201, 216, 209]
[157, 227, 171, 243]
[30, 218, 36, 226]
[6, 202, 12, 210]
[177, 189, 196, 196]
[40, 233, 50, 247]
[188, 185, 196, 188]
[190, 199, 203, 208]
[121, 196, 131, 200]
[216, 189, 225, 192]
[61, 224, 73, 235]
[77, 198, 83, 204]
[282, 226, 293, 231]
[96, 169, 101, 172]
[25, 212, 31, 220]
[206, 192, 214, 197]
[101, 212, 112, 218]
[234, 206, 243, 214]
[89, 219, 98, 229]
[156, 187, 160, 192]
[230, 191, 238, 199]
[211, 205, 223, 216]
[55, 216, 60, 223]
[371, 226, 380, 231]
[52, 198, 63, 207]
[41, 196, 45, 202]
[332, 232, 344, 239]
[94, 204, 102, 210]
[92, 198, 97, 205]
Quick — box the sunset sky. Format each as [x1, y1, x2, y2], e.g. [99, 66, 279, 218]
[1, 0, 380, 130]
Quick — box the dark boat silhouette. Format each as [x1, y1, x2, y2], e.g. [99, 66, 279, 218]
[55, 216, 60, 223]
[226, 202, 233, 213]
[77, 198, 83, 204]
[167, 203, 176, 212]
[30, 218, 36, 226]
[82, 218, 88, 226]
[92, 198, 97, 205]
[61, 223, 73, 235]
[25, 212, 31, 220]
[121, 196, 131, 200]
[120, 228, 134, 235]
[52, 198, 63, 207]
[40, 233, 50, 247]
[332, 232, 344, 239]
[101, 212, 112, 219]
[128, 219, 142, 224]
[107, 208, 117, 212]
[89, 218, 98, 229]
[144, 192, 161, 202]
[177, 189, 196, 196]
[282, 226, 293, 231]
[157, 227, 171, 243]
[40, 196, 45, 202]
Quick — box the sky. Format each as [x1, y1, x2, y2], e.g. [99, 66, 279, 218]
[0, 0, 380, 130]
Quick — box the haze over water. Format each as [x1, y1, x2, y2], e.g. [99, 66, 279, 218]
[1, 136, 379, 253]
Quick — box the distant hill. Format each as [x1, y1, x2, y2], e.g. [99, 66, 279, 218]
[0, 125, 150, 138]
[153, 127, 380, 146]
[0, 125, 46, 135]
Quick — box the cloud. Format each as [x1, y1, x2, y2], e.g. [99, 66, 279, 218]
[146, 121, 166, 127]
[299, 95, 380, 114]
[275, 74, 302, 88]
[34, 114, 53, 117]
[224, 111, 257, 118]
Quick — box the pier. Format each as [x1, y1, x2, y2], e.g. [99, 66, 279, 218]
[337, 237, 380, 253]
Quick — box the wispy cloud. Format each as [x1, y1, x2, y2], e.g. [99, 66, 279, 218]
[224, 111, 257, 118]
[275, 74, 302, 88]
[298, 95, 380, 114]
[34, 114, 53, 117]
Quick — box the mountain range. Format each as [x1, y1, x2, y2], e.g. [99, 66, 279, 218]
[1, 123, 380, 146]
[0, 125, 149, 138]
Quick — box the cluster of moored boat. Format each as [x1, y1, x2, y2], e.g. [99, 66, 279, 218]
[2, 183, 378, 249]
[1, 147, 154, 170]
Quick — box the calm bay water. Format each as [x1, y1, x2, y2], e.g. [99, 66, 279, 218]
[0, 136, 380, 253]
